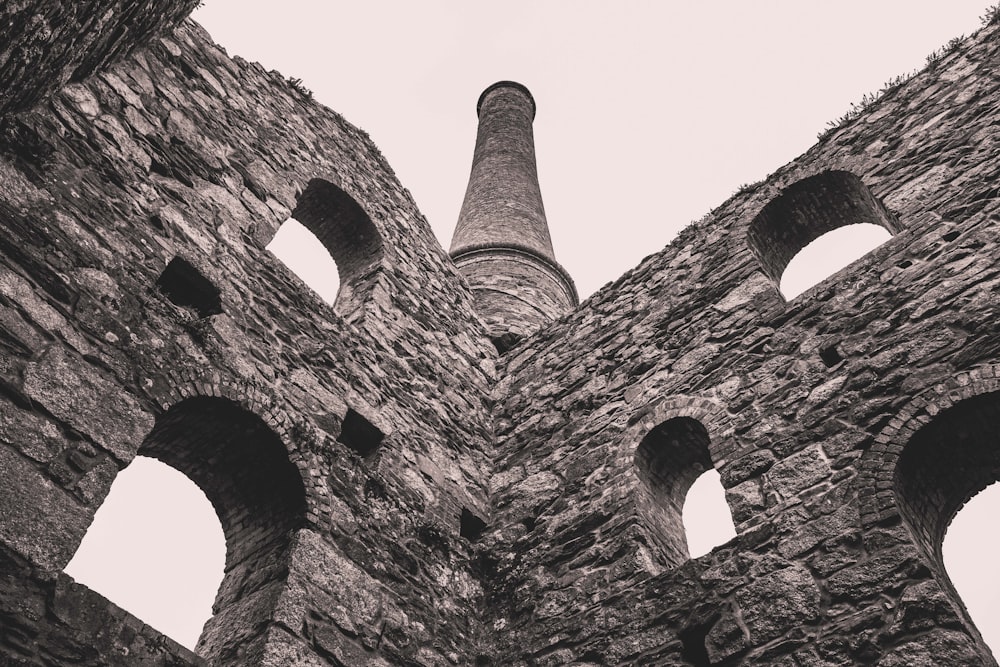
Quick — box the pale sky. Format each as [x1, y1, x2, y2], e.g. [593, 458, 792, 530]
[191, 0, 995, 299]
[65, 0, 1000, 654]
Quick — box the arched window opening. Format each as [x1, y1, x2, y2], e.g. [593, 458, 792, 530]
[779, 223, 892, 298]
[682, 469, 737, 558]
[65, 396, 306, 663]
[272, 178, 383, 319]
[895, 391, 1000, 659]
[64, 456, 224, 650]
[634, 417, 735, 566]
[747, 170, 900, 299]
[945, 483, 1000, 654]
[267, 217, 341, 304]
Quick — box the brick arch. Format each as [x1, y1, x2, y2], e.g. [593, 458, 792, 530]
[857, 366, 1000, 530]
[736, 156, 881, 227]
[624, 395, 731, 466]
[744, 169, 901, 294]
[136, 373, 334, 663]
[856, 366, 1000, 662]
[145, 373, 331, 532]
[622, 395, 734, 566]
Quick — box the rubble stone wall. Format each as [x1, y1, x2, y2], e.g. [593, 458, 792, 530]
[0, 5, 998, 666]
[0, 0, 201, 117]
[485, 19, 1000, 666]
[0, 15, 497, 667]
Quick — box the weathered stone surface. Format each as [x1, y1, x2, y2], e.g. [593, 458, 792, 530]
[276, 530, 387, 634]
[727, 478, 765, 524]
[887, 579, 966, 637]
[0, 4, 998, 666]
[706, 613, 748, 662]
[777, 502, 857, 559]
[23, 347, 153, 462]
[0, 268, 93, 355]
[765, 444, 832, 500]
[825, 547, 921, 600]
[0, 446, 90, 571]
[0, 400, 67, 463]
[259, 626, 341, 667]
[721, 448, 776, 487]
[0, 0, 200, 117]
[735, 565, 821, 644]
[876, 629, 983, 667]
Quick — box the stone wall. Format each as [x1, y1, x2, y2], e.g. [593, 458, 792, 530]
[2, 551, 203, 667]
[0, 0, 201, 117]
[0, 5, 998, 667]
[484, 18, 1000, 666]
[0, 15, 497, 667]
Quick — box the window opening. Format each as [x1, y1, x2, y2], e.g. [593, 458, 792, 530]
[779, 223, 892, 298]
[272, 178, 383, 319]
[156, 256, 223, 317]
[64, 456, 224, 650]
[678, 620, 715, 667]
[747, 170, 900, 300]
[634, 417, 735, 565]
[64, 397, 305, 661]
[491, 332, 522, 356]
[894, 391, 1000, 659]
[944, 483, 1000, 654]
[682, 469, 737, 558]
[266, 217, 340, 305]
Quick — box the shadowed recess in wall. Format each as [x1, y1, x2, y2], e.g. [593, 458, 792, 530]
[156, 256, 223, 317]
[747, 170, 900, 299]
[634, 417, 736, 566]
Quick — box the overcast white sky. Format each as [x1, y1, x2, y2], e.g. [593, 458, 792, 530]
[66, 0, 1000, 654]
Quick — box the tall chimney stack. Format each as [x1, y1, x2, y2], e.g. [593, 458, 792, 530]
[450, 81, 578, 352]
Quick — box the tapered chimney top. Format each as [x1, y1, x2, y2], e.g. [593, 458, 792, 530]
[450, 81, 578, 350]
[477, 81, 536, 119]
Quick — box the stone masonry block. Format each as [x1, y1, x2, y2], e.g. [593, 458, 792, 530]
[0, 445, 90, 571]
[23, 346, 154, 461]
[735, 564, 820, 645]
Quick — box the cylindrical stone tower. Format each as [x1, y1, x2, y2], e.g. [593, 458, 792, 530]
[450, 81, 578, 351]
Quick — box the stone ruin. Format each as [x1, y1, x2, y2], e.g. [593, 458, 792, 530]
[1, 2, 1000, 665]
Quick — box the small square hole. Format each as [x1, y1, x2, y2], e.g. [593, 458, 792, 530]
[819, 344, 843, 368]
[460, 508, 487, 542]
[338, 409, 384, 457]
[490, 332, 521, 355]
[156, 257, 223, 317]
